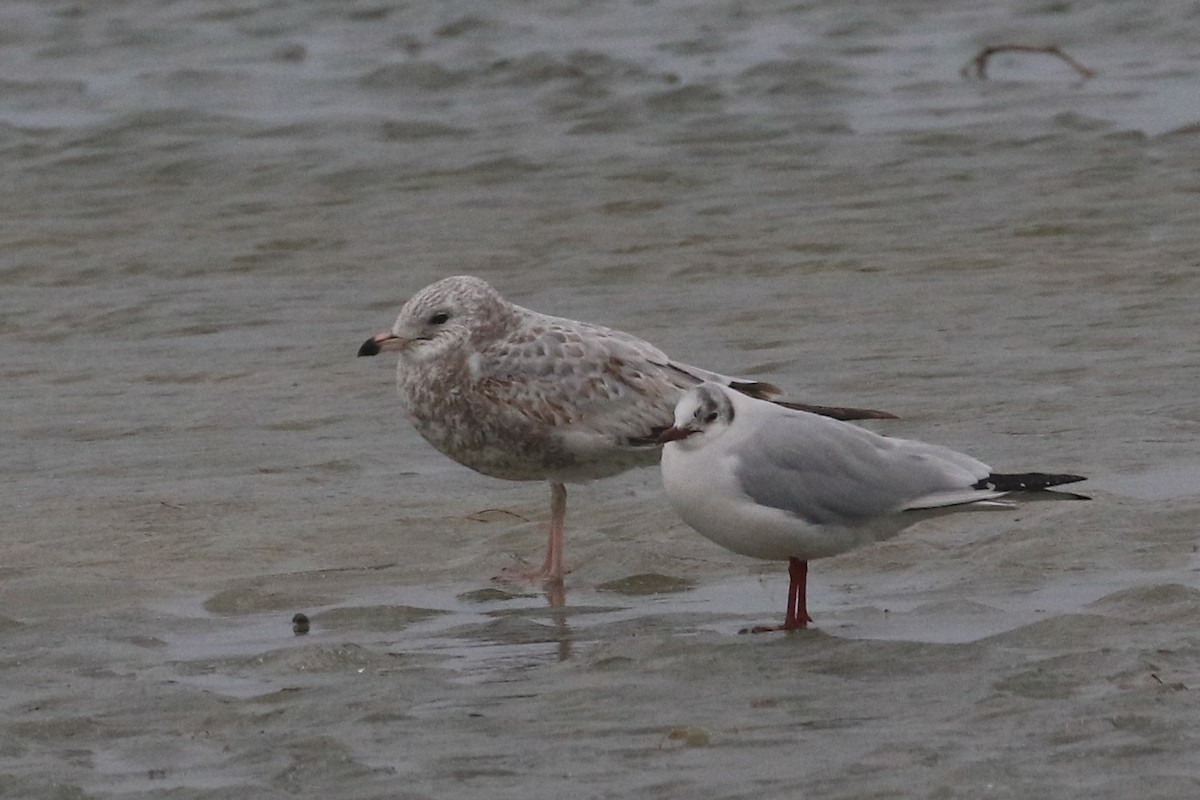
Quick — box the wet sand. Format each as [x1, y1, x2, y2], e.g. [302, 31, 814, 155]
[3, 1, 1200, 798]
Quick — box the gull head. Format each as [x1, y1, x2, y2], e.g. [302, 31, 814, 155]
[657, 382, 735, 449]
[358, 275, 509, 363]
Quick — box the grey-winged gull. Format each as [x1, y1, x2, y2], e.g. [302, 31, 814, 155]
[658, 382, 1087, 631]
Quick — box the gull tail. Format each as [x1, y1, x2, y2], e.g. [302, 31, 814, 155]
[972, 472, 1090, 499]
[659, 362, 899, 422]
[728, 380, 899, 421]
[770, 397, 899, 421]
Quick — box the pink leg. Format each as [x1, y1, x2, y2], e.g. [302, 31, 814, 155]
[537, 482, 567, 584]
[495, 482, 569, 587]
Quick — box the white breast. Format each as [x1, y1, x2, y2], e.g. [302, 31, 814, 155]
[660, 439, 891, 562]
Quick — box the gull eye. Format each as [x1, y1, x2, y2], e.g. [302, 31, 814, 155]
[704, 412, 719, 423]
[428, 312, 450, 325]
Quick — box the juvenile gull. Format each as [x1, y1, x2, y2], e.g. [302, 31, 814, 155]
[358, 275, 895, 584]
[658, 382, 1087, 631]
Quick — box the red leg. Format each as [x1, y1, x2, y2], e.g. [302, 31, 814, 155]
[745, 558, 813, 633]
[783, 558, 812, 630]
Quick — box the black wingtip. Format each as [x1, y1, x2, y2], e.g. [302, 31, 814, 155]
[973, 472, 1088, 495]
[357, 337, 381, 357]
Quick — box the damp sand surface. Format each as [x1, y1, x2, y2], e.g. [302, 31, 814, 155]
[4, 1, 1200, 798]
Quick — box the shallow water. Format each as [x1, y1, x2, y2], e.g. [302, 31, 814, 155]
[4, 1, 1200, 798]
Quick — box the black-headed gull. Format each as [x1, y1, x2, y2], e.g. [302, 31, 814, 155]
[358, 276, 895, 585]
[658, 382, 1087, 631]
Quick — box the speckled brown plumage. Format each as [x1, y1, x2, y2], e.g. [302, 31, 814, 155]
[359, 275, 894, 584]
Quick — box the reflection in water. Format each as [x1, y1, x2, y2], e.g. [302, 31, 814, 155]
[543, 582, 573, 662]
[544, 579, 566, 611]
[149, 559, 1199, 698]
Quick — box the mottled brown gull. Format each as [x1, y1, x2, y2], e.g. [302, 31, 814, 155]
[659, 382, 1088, 632]
[358, 275, 895, 585]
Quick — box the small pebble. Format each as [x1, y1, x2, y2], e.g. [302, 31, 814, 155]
[292, 612, 310, 635]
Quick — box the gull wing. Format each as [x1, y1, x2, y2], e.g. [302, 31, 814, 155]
[472, 316, 685, 446]
[733, 412, 992, 527]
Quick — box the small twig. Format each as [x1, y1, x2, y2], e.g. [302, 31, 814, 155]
[962, 44, 1096, 80]
[275, 562, 398, 578]
[466, 508, 531, 523]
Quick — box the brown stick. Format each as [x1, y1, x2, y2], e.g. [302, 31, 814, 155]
[961, 44, 1096, 80]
